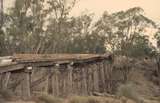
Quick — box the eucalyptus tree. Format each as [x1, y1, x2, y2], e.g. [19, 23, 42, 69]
[94, 7, 156, 57]
[0, 0, 3, 27]
[43, 0, 78, 53]
[3, 0, 77, 54]
[155, 27, 160, 51]
[64, 13, 106, 53]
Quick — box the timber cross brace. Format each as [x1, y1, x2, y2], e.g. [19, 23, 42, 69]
[0, 54, 128, 99]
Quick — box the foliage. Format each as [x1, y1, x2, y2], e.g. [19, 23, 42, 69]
[155, 28, 160, 49]
[0, 0, 107, 55]
[1, 0, 79, 54]
[45, 13, 106, 53]
[67, 33, 106, 53]
[94, 7, 156, 57]
[0, 1, 158, 58]
[116, 35, 155, 57]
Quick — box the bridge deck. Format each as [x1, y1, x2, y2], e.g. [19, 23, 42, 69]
[0, 53, 111, 73]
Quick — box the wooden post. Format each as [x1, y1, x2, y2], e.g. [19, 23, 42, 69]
[157, 57, 160, 85]
[81, 66, 87, 95]
[45, 73, 49, 94]
[72, 69, 76, 95]
[0, 73, 2, 88]
[52, 68, 56, 96]
[0, 72, 11, 89]
[103, 61, 110, 93]
[77, 67, 82, 95]
[87, 65, 93, 95]
[21, 68, 31, 99]
[3, 72, 11, 89]
[55, 68, 60, 96]
[93, 64, 99, 92]
[103, 61, 111, 93]
[62, 68, 67, 96]
[47, 67, 53, 94]
[99, 62, 106, 92]
[51, 66, 61, 97]
[67, 65, 73, 96]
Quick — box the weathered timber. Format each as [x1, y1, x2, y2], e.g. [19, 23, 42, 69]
[51, 68, 56, 96]
[87, 65, 93, 95]
[104, 63, 113, 93]
[81, 66, 87, 95]
[3, 72, 11, 89]
[0, 63, 24, 73]
[157, 57, 160, 85]
[67, 65, 73, 96]
[13, 54, 110, 63]
[21, 70, 31, 99]
[93, 64, 99, 92]
[99, 62, 106, 92]
[0, 72, 11, 89]
[47, 67, 53, 94]
[54, 67, 60, 96]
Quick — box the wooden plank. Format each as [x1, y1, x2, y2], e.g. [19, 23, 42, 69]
[0, 56, 12, 60]
[12, 54, 112, 66]
[13, 54, 111, 63]
[0, 63, 24, 73]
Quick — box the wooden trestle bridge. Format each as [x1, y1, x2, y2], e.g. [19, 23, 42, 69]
[0, 54, 129, 99]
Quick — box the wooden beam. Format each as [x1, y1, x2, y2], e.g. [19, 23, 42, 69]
[0, 63, 24, 73]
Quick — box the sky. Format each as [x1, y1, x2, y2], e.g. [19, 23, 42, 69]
[4, 0, 160, 22]
[70, 0, 160, 22]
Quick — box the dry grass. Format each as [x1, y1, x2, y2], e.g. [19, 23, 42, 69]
[67, 96, 136, 103]
[6, 101, 35, 103]
[0, 99, 6, 103]
[116, 83, 142, 103]
[36, 94, 63, 103]
[68, 96, 101, 103]
[0, 89, 13, 101]
[5, 96, 139, 103]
